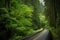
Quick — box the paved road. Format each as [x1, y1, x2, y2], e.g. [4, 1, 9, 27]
[23, 29, 50, 40]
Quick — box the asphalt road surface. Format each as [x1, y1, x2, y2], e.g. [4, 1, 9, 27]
[23, 29, 51, 40]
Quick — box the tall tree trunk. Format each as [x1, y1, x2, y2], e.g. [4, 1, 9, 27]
[45, 0, 57, 27]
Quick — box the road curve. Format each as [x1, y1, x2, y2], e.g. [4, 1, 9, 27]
[23, 29, 50, 40]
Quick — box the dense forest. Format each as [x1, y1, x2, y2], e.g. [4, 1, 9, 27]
[0, 0, 60, 40]
[45, 0, 60, 40]
[0, 0, 44, 40]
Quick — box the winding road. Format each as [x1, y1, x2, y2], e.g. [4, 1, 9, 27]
[22, 29, 53, 40]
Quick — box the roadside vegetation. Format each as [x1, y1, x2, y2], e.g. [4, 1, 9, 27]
[0, 0, 60, 40]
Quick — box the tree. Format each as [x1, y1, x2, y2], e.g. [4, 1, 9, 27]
[0, 0, 43, 40]
[23, 0, 42, 29]
[44, 0, 60, 40]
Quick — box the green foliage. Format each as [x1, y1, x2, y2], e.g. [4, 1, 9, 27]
[0, 0, 43, 40]
[39, 13, 45, 23]
[46, 26, 60, 40]
[8, 0, 34, 39]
